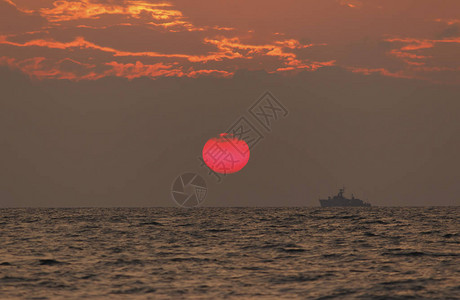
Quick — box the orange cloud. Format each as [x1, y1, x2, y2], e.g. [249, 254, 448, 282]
[434, 18, 460, 25]
[0, 34, 323, 69]
[6, 0, 204, 32]
[0, 35, 255, 64]
[389, 50, 428, 60]
[349, 67, 409, 79]
[186, 69, 233, 78]
[0, 56, 94, 80]
[386, 37, 460, 68]
[0, 56, 234, 80]
[0, 32, 331, 80]
[0, 1, 336, 80]
[0, 35, 198, 60]
[411, 66, 460, 73]
[386, 37, 460, 49]
[201, 37, 319, 65]
[104, 60, 183, 79]
[276, 60, 335, 72]
[39, 0, 178, 22]
[2, 0, 34, 14]
[2, 0, 460, 84]
[338, 0, 362, 8]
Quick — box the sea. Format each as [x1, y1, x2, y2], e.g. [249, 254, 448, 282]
[0, 207, 459, 299]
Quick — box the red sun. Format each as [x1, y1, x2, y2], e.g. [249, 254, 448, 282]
[202, 133, 250, 174]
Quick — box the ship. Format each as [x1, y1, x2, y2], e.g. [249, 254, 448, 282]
[319, 188, 371, 207]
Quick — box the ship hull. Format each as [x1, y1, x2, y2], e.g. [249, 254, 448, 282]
[319, 199, 371, 207]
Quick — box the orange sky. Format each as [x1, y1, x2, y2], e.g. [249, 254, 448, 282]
[1, 0, 459, 83]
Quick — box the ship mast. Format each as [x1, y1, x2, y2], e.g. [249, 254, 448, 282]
[338, 187, 345, 197]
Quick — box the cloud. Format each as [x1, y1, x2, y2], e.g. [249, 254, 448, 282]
[338, 0, 362, 8]
[39, 0, 179, 22]
[0, 35, 194, 59]
[0, 32, 331, 80]
[1, 0, 460, 83]
[1, 0, 34, 14]
[435, 18, 460, 26]
[385, 37, 460, 65]
[104, 60, 232, 79]
[0, 0, 45, 34]
[349, 67, 410, 79]
[0, 55, 106, 80]
[0, 34, 309, 63]
[0, 56, 235, 80]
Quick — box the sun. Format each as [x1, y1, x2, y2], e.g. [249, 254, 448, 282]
[202, 133, 250, 174]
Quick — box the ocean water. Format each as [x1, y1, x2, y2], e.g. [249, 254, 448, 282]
[0, 207, 459, 299]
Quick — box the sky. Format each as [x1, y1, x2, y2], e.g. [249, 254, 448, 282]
[1, 0, 460, 83]
[0, 0, 459, 207]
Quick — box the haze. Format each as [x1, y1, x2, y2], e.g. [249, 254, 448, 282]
[0, 0, 459, 207]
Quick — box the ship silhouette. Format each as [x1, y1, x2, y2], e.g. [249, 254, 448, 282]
[319, 188, 371, 207]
